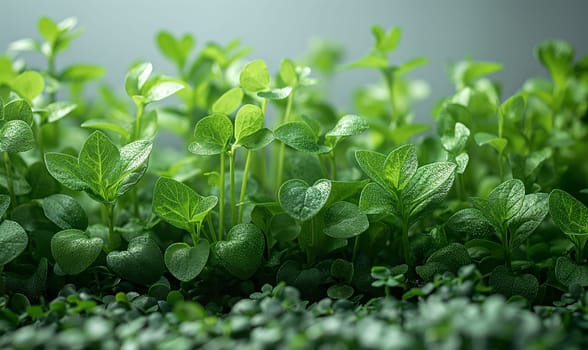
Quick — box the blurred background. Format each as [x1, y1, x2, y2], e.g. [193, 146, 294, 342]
[1, 0, 587, 120]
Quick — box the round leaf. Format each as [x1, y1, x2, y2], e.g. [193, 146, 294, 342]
[188, 114, 233, 155]
[12, 71, 44, 102]
[106, 235, 165, 285]
[279, 179, 331, 222]
[323, 201, 369, 239]
[164, 240, 209, 282]
[0, 220, 28, 266]
[0, 120, 35, 153]
[240, 59, 270, 92]
[51, 229, 102, 275]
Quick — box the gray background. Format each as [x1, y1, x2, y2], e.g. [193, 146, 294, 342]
[1, 0, 587, 120]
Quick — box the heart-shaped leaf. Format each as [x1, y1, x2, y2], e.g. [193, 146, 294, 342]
[415, 243, 471, 281]
[51, 229, 102, 275]
[280, 58, 298, 87]
[106, 235, 165, 285]
[323, 201, 369, 239]
[0, 120, 35, 153]
[0, 194, 10, 217]
[279, 179, 331, 221]
[274, 122, 330, 154]
[212, 223, 264, 279]
[188, 114, 233, 155]
[164, 240, 210, 282]
[0, 220, 28, 266]
[42, 194, 88, 230]
[212, 87, 243, 115]
[234, 104, 263, 142]
[153, 177, 218, 233]
[240, 59, 270, 93]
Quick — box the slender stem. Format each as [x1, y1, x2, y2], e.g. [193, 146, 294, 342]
[352, 236, 360, 263]
[48, 54, 57, 103]
[456, 173, 466, 201]
[498, 150, 505, 182]
[206, 214, 217, 242]
[229, 147, 237, 227]
[383, 69, 398, 126]
[105, 202, 117, 250]
[502, 226, 511, 270]
[329, 151, 337, 180]
[188, 223, 199, 246]
[401, 218, 410, 267]
[37, 121, 46, 163]
[239, 150, 253, 223]
[275, 90, 295, 194]
[3, 152, 15, 207]
[133, 102, 145, 141]
[218, 153, 226, 239]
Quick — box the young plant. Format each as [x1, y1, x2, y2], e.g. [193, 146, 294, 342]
[45, 131, 152, 251]
[153, 177, 217, 281]
[355, 144, 456, 268]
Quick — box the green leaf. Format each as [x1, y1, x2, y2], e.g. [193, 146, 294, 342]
[346, 53, 388, 69]
[81, 119, 130, 140]
[38, 17, 59, 44]
[549, 189, 588, 236]
[125, 62, 152, 97]
[326, 180, 369, 207]
[487, 179, 525, 222]
[0, 120, 35, 153]
[211, 87, 243, 115]
[211, 223, 265, 279]
[274, 122, 330, 154]
[402, 162, 456, 222]
[237, 128, 274, 150]
[452, 60, 503, 87]
[440, 122, 470, 153]
[156, 31, 194, 67]
[12, 71, 45, 103]
[383, 144, 418, 191]
[323, 201, 369, 239]
[355, 150, 389, 191]
[500, 94, 526, 121]
[42, 194, 88, 230]
[325, 114, 368, 147]
[0, 194, 10, 217]
[153, 177, 218, 232]
[536, 40, 574, 87]
[389, 123, 431, 145]
[280, 58, 298, 87]
[114, 139, 153, 196]
[240, 59, 270, 93]
[508, 193, 548, 248]
[327, 284, 354, 299]
[416, 243, 471, 281]
[3, 99, 33, 125]
[164, 240, 209, 282]
[44, 152, 86, 191]
[0, 57, 16, 84]
[555, 256, 588, 287]
[143, 80, 184, 104]
[372, 25, 401, 53]
[188, 114, 233, 155]
[257, 87, 292, 100]
[45, 101, 77, 123]
[446, 208, 493, 238]
[358, 182, 399, 216]
[78, 131, 120, 201]
[234, 104, 263, 142]
[0, 220, 28, 266]
[489, 265, 538, 301]
[51, 229, 102, 275]
[279, 179, 331, 221]
[106, 235, 165, 285]
[59, 64, 105, 83]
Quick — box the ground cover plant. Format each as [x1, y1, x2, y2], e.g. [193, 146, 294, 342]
[1, 17, 588, 349]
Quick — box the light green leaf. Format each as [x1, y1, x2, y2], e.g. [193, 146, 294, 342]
[3, 99, 33, 125]
[325, 114, 368, 147]
[474, 132, 508, 153]
[60, 64, 105, 82]
[487, 179, 525, 222]
[389, 124, 431, 145]
[323, 201, 369, 239]
[0, 120, 35, 153]
[274, 121, 330, 154]
[143, 80, 184, 104]
[153, 177, 218, 232]
[114, 139, 153, 196]
[257, 87, 292, 100]
[0, 220, 28, 266]
[78, 131, 120, 201]
[125, 62, 152, 97]
[372, 25, 401, 53]
[279, 179, 331, 221]
[12, 71, 44, 103]
[536, 40, 574, 87]
[188, 114, 233, 155]
[44, 152, 86, 191]
[38, 17, 59, 44]
[45, 101, 77, 123]
[81, 119, 130, 140]
[240, 59, 270, 92]
[383, 144, 418, 191]
[402, 162, 456, 222]
[346, 53, 388, 69]
[280, 58, 298, 87]
[440, 122, 470, 153]
[212, 87, 243, 115]
[235, 104, 263, 142]
[549, 189, 588, 236]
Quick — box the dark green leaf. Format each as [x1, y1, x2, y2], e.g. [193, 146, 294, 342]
[487, 179, 525, 222]
[51, 229, 102, 275]
[489, 265, 538, 301]
[78, 131, 120, 201]
[3, 99, 33, 125]
[0, 220, 28, 266]
[164, 240, 209, 282]
[42, 194, 88, 230]
[358, 182, 398, 216]
[212, 223, 265, 279]
[508, 193, 548, 248]
[106, 235, 165, 285]
[555, 256, 588, 287]
[323, 201, 369, 239]
[237, 128, 274, 150]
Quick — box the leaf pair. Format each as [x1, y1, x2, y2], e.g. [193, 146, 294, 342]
[45, 131, 152, 203]
[125, 62, 184, 105]
[356, 144, 456, 225]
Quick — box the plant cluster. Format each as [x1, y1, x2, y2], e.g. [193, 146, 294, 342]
[1, 17, 588, 348]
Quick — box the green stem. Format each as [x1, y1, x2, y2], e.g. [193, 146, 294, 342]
[401, 218, 410, 267]
[219, 152, 226, 239]
[238, 150, 253, 223]
[229, 147, 237, 227]
[0, 265, 4, 296]
[133, 102, 145, 141]
[456, 173, 466, 201]
[352, 236, 360, 263]
[105, 202, 117, 250]
[502, 226, 511, 270]
[275, 89, 295, 194]
[3, 152, 15, 207]
[206, 214, 217, 242]
[498, 150, 505, 182]
[37, 121, 46, 163]
[188, 222, 200, 246]
[329, 151, 337, 180]
[48, 54, 57, 103]
[383, 69, 397, 126]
